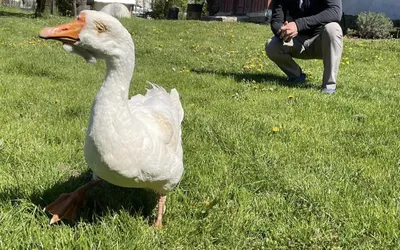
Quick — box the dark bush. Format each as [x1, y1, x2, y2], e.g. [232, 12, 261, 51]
[356, 12, 394, 39]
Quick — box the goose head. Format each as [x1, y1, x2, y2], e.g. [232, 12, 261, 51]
[39, 10, 134, 63]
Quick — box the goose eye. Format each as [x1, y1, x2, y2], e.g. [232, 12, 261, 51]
[94, 21, 108, 33]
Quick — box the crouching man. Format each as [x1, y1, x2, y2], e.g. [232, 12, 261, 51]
[266, 0, 343, 94]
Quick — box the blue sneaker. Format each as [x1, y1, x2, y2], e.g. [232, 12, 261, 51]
[288, 73, 306, 84]
[321, 88, 336, 94]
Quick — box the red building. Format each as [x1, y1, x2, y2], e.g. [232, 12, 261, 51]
[206, 0, 271, 22]
[217, 0, 271, 15]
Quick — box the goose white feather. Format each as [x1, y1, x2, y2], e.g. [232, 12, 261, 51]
[40, 10, 184, 226]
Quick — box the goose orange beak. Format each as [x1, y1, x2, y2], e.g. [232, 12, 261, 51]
[39, 14, 86, 44]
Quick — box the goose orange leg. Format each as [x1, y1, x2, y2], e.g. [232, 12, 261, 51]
[154, 193, 167, 228]
[44, 179, 101, 224]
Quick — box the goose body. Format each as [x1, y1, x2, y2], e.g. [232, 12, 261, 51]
[86, 83, 184, 192]
[40, 10, 184, 226]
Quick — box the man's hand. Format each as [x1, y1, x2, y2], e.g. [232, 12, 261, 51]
[278, 21, 298, 42]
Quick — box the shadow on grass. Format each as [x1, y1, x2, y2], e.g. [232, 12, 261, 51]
[0, 10, 35, 18]
[0, 171, 158, 226]
[191, 68, 317, 89]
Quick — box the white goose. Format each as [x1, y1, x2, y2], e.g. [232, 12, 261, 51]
[39, 10, 184, 227]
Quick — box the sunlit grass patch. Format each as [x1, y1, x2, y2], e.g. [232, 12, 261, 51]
[1, 5, 400, 249]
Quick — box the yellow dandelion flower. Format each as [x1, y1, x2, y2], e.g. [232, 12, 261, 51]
[272, 127, 279, 132]
[55, 99, 60, 103]
[205, 200, 210, 206]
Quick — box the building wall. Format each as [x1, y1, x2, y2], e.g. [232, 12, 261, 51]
[216, 0, 399, 20]
[93, 0, 152, 12]
[135, 0, 152, 10]
[343, 0, 400, 20]
[1, 0, 35, 9]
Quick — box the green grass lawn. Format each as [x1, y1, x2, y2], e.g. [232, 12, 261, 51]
[1, 6, 400, 249]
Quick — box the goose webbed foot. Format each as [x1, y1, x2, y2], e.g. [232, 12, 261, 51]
[44, 179, 101, 224]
